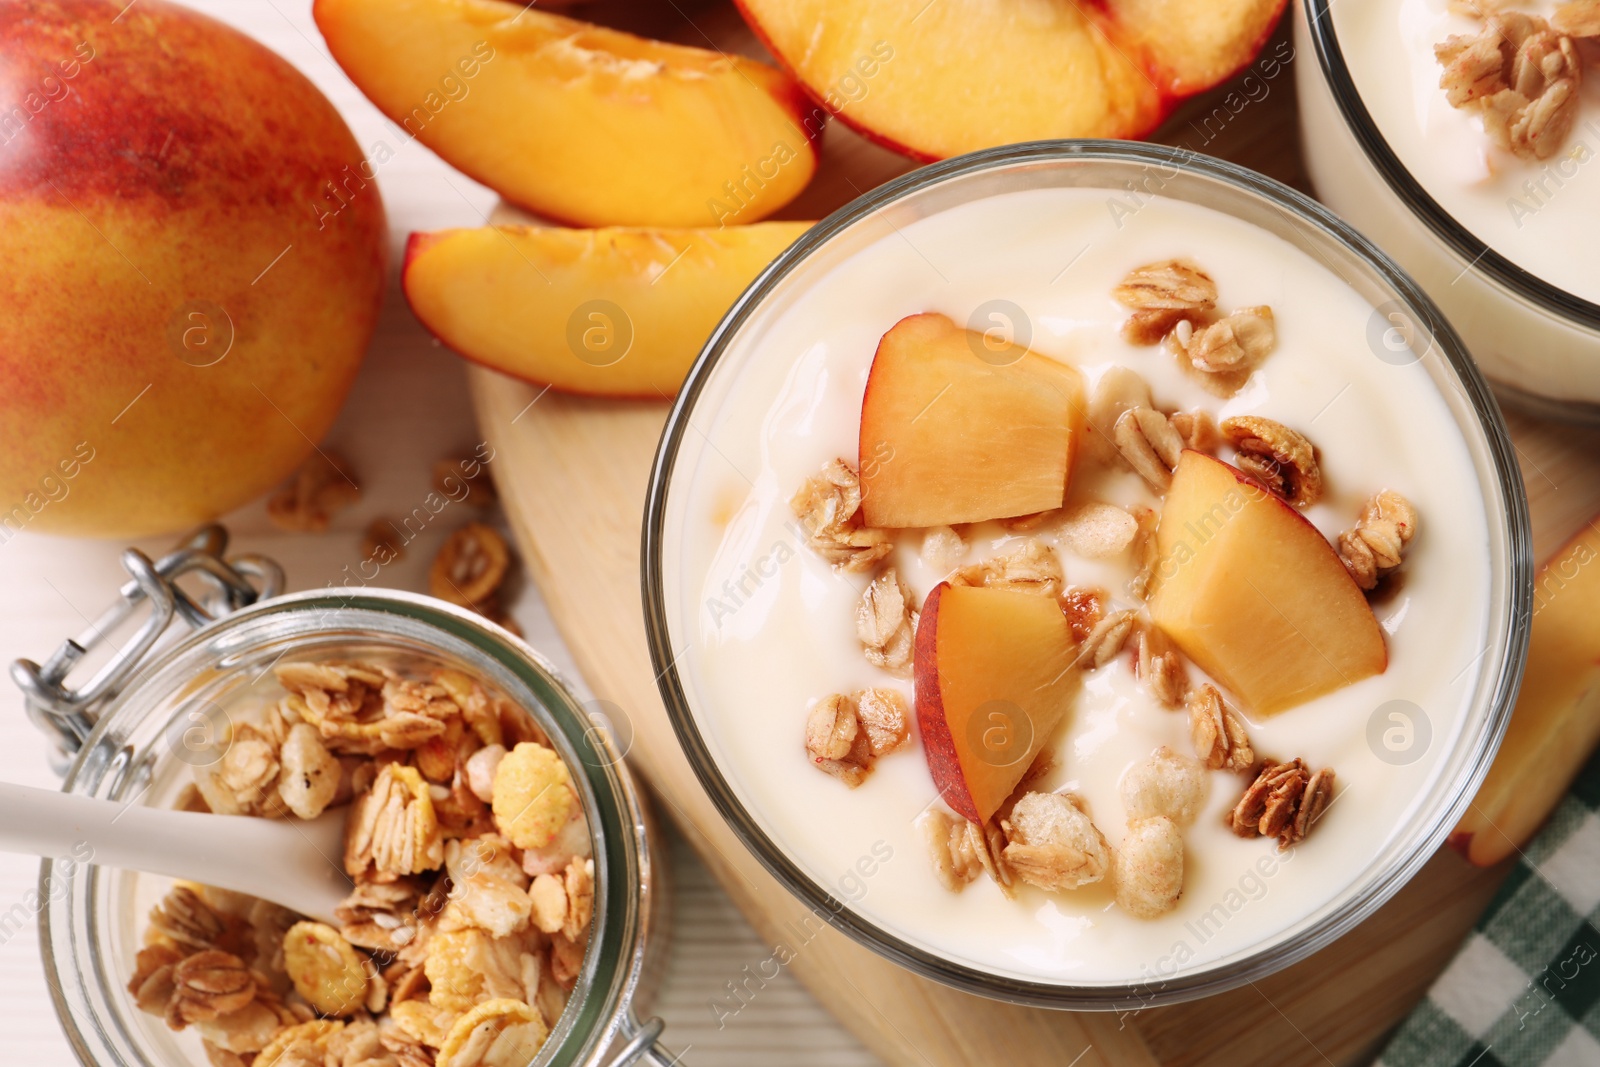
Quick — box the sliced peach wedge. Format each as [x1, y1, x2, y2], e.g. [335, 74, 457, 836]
[315, 0, 818, 226]
[1149, 451, 1386, 716]
[734, 0, 1287, 159]
[403, 222, 811, 397]
[858, 313, 1085, 528]
[915, 583, 1079, 824]
[1453, 520, 1600, 867]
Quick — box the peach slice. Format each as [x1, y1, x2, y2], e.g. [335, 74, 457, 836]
[733, 0, 1287, 159]
[858, 313, 1085, 528]
[403, 223, 811, 397]
[1452, 520, 1600, 866]
[315, 0, 818, 226]
[915, 582, 1078, 824]
[1149, 451, 1386, 715]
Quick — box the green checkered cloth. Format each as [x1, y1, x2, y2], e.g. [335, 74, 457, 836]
[1378, 746, 1600, 1067]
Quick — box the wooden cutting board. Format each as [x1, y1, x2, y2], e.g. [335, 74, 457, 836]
[466, 9, 1600, 1064]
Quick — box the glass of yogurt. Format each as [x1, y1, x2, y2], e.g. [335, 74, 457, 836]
[644, 142, 1530, 1008]
[1296, 0, 1600, 419]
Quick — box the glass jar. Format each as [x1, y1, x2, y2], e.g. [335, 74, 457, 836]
[21, 528, 679, 1066]
[1295, 0, 1600, 422]
[642, 141, 1531, 1009]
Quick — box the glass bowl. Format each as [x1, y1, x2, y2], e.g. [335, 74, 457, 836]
[1295, 0, 1600, 422]
[40, 587, 674, 1066]
[641, 141, 1531, 1009]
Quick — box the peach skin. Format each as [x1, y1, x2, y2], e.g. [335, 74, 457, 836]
[0, 0, 385, 538]
[914, 582, 1079, 824]
[734, 0, 1288, 159]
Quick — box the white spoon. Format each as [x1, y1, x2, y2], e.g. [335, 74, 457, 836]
[0, 781, 350, 924]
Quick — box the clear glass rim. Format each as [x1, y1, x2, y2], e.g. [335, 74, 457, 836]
[640, 139, 1533, 1009]
[1301, 0, 1600, 329]
[40, 587, 658, 1066]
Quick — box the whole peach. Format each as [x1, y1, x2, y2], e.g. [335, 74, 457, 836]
[0, 0, 386, 538]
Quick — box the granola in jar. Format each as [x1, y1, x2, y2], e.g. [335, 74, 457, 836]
[129, 658, 594, 1067]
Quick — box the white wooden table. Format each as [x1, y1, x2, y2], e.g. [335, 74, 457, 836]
[0, 1, 876, 1062]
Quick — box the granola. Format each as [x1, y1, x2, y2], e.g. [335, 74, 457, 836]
[1188, 684, 1255, 772]
[148, 885, 234, 951]
[1114, 405, 1185, 490]
[1227, 758, 1336, 848]
[950, 538, 1064, 597]
[439, 836, 533, 938]
[1126, 506, 1160, 602]
[855, 688, 913, 757]
[345, 763, 445, 879]
[528, 857, 594, 944]
[434, 455, 498, 508]
[491, 742, 578, 850]
[361, 521, 406, 570]
[1084, 366, 1156, 464]
[1181, 306, 1276, 375]
[276, 661, 458, 757]
[1437, 8, 1586, 159]
[430, 522, 511, 612]
[130, 659, 592, 1065]
[1000, 792, 1111, 892]
[277, 723, 340, 820]
[805, 694, 860, 763]
[1338, 489, 1419, 591]
[1113, 259, 1218, 344]
[1222, 415, 1323, 507]
[201, 719, 288, 819]
[918, 810, 1011, 894]
[1132, 625, 1188, 708]
[1073, 608, 1138, 669]
[1058, 586, 1107, 644]
[857, 567, 916, 674]
[1113, 816, 1185, 919]
[1554, 0, 1600, 37]
[169, 950, 257, 1027]
[1169, 409, 1222, 453]
[1109, 258, 1277, 396]
[426, 927, 537, 1011]
[283, 921, 369, 1016]
[1056, 502, 1138, 559]
[805, 689, 911, 787]
[266, 451, 362, 534]
[436, 997, 548, 1067]
[920, 525, 967, 573]
[334, 880, 423, 953]
[1120, 747, 1207, 826]
[790, 458, 894, 572]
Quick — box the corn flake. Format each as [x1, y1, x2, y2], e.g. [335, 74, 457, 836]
[491, 743, 575, 850]
[282, 921, 368, 1017]
[436, 998, 549, 1067]
[255, 1019, 343, 1066]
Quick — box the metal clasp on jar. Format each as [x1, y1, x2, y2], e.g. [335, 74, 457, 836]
[10, 524, 283, 771]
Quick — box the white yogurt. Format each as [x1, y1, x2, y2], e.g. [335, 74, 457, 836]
[662, 187, 1491, 985]
[1296, 0, 1600, 407]
[1339, 0, 1600, 303]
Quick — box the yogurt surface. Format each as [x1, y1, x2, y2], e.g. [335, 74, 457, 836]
[661, 186, 1493, 984]
[1333, 0, 1600, 304]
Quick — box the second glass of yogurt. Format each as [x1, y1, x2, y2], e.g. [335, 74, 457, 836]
[1297, 0, 1600, 419]
[645, 143, 1529, 1008]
